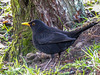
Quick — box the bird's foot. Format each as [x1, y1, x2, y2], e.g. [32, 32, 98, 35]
[43, 58, 53, 70]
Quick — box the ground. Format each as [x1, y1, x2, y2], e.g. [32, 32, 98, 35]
[0, 0, 100, 74]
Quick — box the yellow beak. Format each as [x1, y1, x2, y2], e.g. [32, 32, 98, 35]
[21, 22, 30, 26]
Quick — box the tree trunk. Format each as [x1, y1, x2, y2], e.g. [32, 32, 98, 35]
[5, 0, 86, 61]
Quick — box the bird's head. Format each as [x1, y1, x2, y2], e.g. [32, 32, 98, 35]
[21, 19, 45, 27]
[22, 20, 48, 32]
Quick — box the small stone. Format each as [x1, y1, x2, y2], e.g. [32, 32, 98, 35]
[75, 42, 83, 48]
[0, 43, 5, 48]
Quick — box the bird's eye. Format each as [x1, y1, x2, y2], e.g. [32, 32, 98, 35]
[32, 23, 35, 25]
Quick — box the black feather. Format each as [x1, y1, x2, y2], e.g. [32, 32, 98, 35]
[29, 20, 98, 55]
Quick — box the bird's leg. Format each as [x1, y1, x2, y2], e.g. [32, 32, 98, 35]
[52, 52, 61, 68]
[43, 54, 54, 70]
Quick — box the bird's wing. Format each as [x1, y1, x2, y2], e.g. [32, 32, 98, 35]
[37, 32, 76, 44]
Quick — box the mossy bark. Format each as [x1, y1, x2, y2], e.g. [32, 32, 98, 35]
[4, 0, 86, 61]
[4, 0, 37, 61]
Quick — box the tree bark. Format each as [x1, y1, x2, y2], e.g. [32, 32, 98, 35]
[5, 0, 86, 61]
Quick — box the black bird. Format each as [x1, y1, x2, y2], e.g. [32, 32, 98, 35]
[22, 20, 98, 69]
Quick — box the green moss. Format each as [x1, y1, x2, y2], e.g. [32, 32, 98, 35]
[3, 0, 37, 61]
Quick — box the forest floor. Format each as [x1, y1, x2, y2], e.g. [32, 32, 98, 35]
[0, 0, 100, 75]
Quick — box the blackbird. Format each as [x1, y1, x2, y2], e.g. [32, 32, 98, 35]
[22, 20, 98, 69]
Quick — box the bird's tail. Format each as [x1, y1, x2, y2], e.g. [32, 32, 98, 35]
[68, 21, 99, 38]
